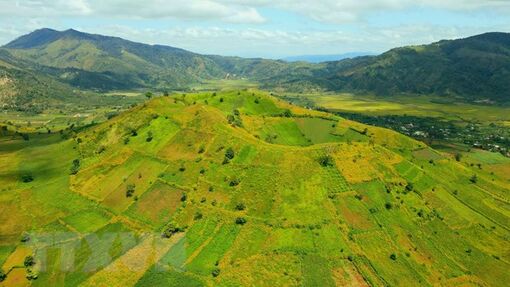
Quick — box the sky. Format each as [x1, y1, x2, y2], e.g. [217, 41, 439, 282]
[0, 0, 509, 58]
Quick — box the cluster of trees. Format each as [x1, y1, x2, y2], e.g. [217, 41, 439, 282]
[70, 159, 80, 175]
[223, 147, 235, 164]
[162, 223, 185, 238]
[126, 184, 135, 197]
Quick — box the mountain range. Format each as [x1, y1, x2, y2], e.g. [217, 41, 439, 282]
[1, 28, 509, 111]
[281, 52, 377, 63]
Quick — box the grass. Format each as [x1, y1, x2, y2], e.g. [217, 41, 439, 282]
[0, 89, 508, 286]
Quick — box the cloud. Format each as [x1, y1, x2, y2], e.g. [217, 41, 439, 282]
[1, 1, 509, 24]
[0, 0, 266, 24]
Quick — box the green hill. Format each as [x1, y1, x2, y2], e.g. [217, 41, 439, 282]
[0, 91, 508, 286]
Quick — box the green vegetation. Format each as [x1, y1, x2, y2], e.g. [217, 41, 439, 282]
[0, 90, 508, 286]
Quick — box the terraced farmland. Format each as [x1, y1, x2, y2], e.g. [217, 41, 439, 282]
[0, 90, 508, 286]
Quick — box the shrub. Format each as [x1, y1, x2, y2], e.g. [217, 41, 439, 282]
[455, 153, 462, 162]
[180, 193, 187, 202]
[254, 98, 260, 104]
[385, 202, 393, 210]
[223, 147, 235, 164]
[470, 175, 478, 184]
[235, 203, 246, 211]
[389, 253, 397, 260]
[70, 159, 80, 175]
[126, 184, 135, 197]
[318, 155, 334, 167]
[211, 268, 221, 277]
[405, 182, 414, 191]
[21, 174, 34, 183]
[20, 233, 30, 243]
[24, 255, 35, 267]
[162, 223, 184, 238]
[235, 217, 247, 225]
[0, 270, 6, 282]
[229, 178, 241, 187]
[282, 109, 292, 117]
[146, 131, 153, 142]
[194, 212, 203, 220]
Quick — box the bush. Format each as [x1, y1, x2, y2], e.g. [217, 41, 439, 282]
[146, 131, 153, 142]
[0, 270, 6, 282]
[126, 184, 135, 197]
[470, 175, 478, 184]
[20, 233, 30, 243]
[223, 147, 235, 164]
[229, 178, 241, 187]
[318, 155, 334, 167]
[235, 203, 246, 211]
[70, 159, 80, 175]
[405, 182, 414, 191]
[389, 253, 397, 260]
[162, 223, 184, 238]
[385, 202, 393, 210]
[21, 174, 34, 183]
[455, 153, 462, 162]
[282, 109, 292, 117]
[235, 217, 247, 225]
[211, 268, 221, 277]
[24, 255, 35, 267]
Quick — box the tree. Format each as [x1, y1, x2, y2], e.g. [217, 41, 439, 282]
[24, 255, 35, 267]
[405, 182, 414, 192]
[126, 184, 135, 197]
[235, 203, 246, 211]
[70, 159, 80, 175]
[145, 92, 153, 100]
[163, 91, 169, 97]
[282, 109, 292, 118]
[455, 153, 462, 162]
[224, 147, 235, 163]
[146, 131, 153, 142]
[0, 270, 6, 282]
[318, 155, 334, 167]
[385, 202, 393, 210]
[21, 174, 34, 183]
[211, 268, 221, 277]
[390, 253, 397, 260]
[235, 217, 247, 225]
[470, 174, 478, 184]
[162, 223, 184, 238]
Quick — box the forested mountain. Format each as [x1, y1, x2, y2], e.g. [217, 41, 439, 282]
[2, 29, 510, 103]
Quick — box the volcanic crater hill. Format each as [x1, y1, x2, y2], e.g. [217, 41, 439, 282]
[0, 90, 508, 286]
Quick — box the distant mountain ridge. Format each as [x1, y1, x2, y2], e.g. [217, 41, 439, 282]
[2, 29, 510, 103]
[281, 52, 377, 63]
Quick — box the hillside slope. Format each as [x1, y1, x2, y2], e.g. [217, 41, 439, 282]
[0, 91, 508, 286]
[269, 33, 510, 101]
[3, 29, 510, 102]
[2, 28, 234, 91]
[0, 49, 91, 112]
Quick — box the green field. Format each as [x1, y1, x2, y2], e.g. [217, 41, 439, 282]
[0, 90, 508, 286]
